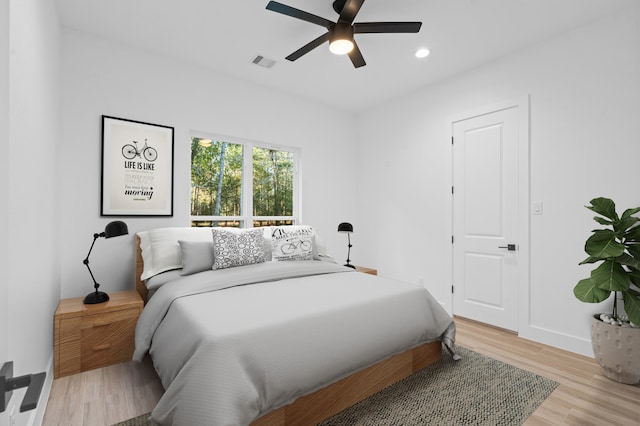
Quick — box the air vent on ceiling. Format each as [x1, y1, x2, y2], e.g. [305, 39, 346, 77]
[252, 55, 277, 69]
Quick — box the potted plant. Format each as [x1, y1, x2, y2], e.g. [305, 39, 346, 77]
[574, 197, 640, 384]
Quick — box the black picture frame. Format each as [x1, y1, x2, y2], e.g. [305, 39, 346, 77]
[101, 115, 174, 216]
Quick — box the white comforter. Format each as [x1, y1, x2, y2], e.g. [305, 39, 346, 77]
[134, 261, 455, 426]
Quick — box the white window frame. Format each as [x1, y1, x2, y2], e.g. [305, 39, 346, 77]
[190, 132, 301, 228]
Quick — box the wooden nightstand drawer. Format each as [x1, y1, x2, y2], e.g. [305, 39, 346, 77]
[54, 290, 143, 378]
[81, 309, 139, 371]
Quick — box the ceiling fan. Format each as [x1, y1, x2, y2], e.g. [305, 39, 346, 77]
[265, 0, 422, 68]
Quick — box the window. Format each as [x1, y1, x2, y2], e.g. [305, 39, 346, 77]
[190, 135, 299, 228]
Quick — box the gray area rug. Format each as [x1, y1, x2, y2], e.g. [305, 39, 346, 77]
[112, 346, 558, 426]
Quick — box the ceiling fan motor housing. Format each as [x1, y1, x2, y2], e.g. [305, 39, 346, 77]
[330, 22, 354, 42]
[329, 23, 355, 55]
[333, 0, 347, 15]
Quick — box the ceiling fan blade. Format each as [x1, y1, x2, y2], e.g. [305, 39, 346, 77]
[354, 22, 422, 34]
[348, 41, 366, 68]
[285, 33, 330, 61]
[266, 1, 334, 28]
[339, 0, 365, 24]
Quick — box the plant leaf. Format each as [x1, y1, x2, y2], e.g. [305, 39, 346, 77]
[590, 260, 630, 291]
[625, 225, 640, 242]
[622, 291, 640, 325]
[578, 256, 601, 265]
[614, 216, 639, 234]
[628, 268, 640, 287]
[621, 207, 640, 219]
[574, 278, 611, 303]
[593, 216, 614, 226]
[615, 252, 640, 270]
[584, 229, 625, 259]
[586, 197, 618, 221]
[626, 243, 640, 259]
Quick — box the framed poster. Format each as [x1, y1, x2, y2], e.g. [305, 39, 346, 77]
[101, 115, 174, 216]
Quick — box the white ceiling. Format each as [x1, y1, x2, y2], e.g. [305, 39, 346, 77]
[55, 0, 636, 113]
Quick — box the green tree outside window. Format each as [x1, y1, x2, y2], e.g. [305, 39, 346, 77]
[190, 137, 296, 227]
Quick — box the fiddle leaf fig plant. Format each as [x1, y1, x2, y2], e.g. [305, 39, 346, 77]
[574, 197, 640, 326]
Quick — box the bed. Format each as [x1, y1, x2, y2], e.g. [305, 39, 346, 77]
[132, 226, 457, 425]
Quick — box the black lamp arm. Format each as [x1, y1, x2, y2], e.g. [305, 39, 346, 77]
[84, 232, 104, 262]
[345, 233, 355, 268]
[83, 233, 102, 291]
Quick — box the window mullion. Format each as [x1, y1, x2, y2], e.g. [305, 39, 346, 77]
[293, 150, 301, 224]
[243, 143, 254, 228]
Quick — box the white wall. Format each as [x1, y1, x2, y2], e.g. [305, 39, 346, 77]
[0, 0, 9, 421]
[355, 5, 640, 356]
[58, 30, 358, 298]
[6, 0, 61, 424]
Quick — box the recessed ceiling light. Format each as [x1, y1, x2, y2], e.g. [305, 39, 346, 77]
[415, 48, 430, 59]
[252, 55, 277, 69]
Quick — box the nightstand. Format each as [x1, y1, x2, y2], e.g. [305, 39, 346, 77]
[355, 266, 377, 275]
[54, 290, 143, 378]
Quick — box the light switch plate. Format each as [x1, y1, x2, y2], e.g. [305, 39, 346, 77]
[533, 202, 543, 215]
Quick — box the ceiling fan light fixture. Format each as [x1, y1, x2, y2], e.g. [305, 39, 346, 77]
[415, 48, 430, 58]
[329, 38, 354, 55]
[329, 23, 354, 55]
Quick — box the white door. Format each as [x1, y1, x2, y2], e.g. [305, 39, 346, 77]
[452, 106, 520, 331]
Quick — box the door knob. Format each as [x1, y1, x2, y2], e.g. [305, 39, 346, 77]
[1, 361, 46, 413]
[498, 244, 516, 251]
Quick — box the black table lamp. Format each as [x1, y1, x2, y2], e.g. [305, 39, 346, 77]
[337, 222, 356, 269]
[83, 220, 129, 304]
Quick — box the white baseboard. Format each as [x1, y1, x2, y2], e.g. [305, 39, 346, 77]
[519, 324, 593, 358]
[448, 312, 594, 358]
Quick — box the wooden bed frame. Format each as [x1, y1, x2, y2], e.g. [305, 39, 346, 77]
[134, 236, 443, 425]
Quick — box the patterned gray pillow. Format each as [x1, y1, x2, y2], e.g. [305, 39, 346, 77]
[212, 228, 266, 270]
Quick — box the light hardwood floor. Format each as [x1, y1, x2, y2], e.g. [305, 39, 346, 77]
[42, 316, 640, 426]
[42, 356, 163, 426]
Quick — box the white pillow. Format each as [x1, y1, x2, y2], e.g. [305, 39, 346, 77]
[212, 228, 266, 270]
[137, 227, 214, 280]
[261, 225, 327, 261]
[313, 230, 328, 258]
[271, 225, 314, 261]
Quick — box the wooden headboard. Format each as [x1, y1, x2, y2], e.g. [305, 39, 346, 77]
[135, 235, 148, 303]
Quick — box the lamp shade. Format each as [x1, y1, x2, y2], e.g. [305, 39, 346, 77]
[338, 222, 353, 233]
[104, 221, 128, 238]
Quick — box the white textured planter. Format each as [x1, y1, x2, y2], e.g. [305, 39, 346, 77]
[591, 315, 640, 384]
